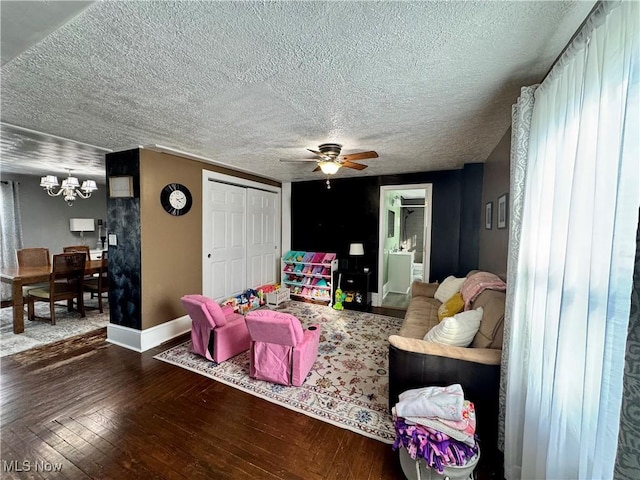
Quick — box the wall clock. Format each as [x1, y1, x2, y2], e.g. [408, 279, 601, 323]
[160, 183, 192, 216]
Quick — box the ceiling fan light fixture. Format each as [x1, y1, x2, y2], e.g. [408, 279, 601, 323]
[319, 161, 340, 175]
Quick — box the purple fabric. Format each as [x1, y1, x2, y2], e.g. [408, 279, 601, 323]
[181, 295, 250, 363]
[245, 310, 320, 386]
[392, 416, 478, 474]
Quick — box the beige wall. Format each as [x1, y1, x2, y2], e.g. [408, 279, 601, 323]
[478, 128, 511, 278]
[139, 149, 280, 329]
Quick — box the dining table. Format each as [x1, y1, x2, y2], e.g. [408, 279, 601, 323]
[0, 259, 103, 334]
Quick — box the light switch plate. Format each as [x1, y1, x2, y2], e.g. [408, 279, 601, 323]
[108, 234, 117, 246]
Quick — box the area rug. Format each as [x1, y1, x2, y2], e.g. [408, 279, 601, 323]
[0, 298, 109, 357]
[154, 301, 404, 444]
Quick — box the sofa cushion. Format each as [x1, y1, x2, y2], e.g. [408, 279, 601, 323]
[434, 276, 466, 303]
[437, 292, 465, 321]
[469, 290, 506, 349]
[411, 281, 439, 298]
[399, 296, 440, 339]
[423, 307, 483, 347]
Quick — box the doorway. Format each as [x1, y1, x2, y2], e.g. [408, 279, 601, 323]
[377, 184, 432, 308]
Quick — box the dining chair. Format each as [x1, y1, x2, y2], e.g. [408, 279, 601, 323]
[16, 247, 51, 294]
[26, 252, 86, 325]
[83, 250, 108, 313]
[16, 247, 51, 267]
[62, 245, 91, 261]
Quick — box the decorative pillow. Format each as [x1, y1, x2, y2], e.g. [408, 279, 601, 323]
[423, 307, 484, 347]
[434, 276, 466, 304]
[437, 292, 465, 321]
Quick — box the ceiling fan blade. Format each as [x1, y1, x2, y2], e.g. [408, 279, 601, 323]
[280, 158, 321, 163]
[342, 161, 367, 170]
[312, 165, 321, 172]
[307, 149, 329, 159]
[339, 151, 378, 162]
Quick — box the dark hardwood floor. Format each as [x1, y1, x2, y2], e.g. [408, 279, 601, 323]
[0, 306, 500, 479]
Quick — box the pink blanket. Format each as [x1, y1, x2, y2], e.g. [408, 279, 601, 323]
[460, 271, 506, 310]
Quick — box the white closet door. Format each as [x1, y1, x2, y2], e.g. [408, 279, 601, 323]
[246, 189, 278, 288]
[203, 181, 246, 301]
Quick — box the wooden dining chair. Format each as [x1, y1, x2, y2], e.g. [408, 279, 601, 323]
[16, 247, 51, 294]
[62, 245, 91, 261]
[26, 253, 86, 325]
[84, 250, 108, 313]
[16, 247, 51, 267]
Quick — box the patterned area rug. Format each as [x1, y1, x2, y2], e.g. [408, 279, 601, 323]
[0, 298, 109, 357]
[154, 301, 403, 444]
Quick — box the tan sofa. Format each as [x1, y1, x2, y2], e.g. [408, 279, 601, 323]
[388, 274, 505, 464]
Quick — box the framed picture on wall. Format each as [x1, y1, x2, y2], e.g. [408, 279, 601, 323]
[109, 176, 133, 198]
[497, 193, 508, 229]
[485, 201, 493, 230]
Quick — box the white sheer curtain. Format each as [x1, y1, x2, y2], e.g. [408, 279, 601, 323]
[503, 2, 639, 479]
[0, 180, 24, 299]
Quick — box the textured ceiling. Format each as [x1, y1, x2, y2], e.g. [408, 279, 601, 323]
[0, 1, 595, 183]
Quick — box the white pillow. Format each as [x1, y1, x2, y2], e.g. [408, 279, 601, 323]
[423, 307, 484, 347]
[434, 275, 466, 303]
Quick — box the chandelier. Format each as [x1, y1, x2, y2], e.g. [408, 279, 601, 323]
[40, 169, 98, 206]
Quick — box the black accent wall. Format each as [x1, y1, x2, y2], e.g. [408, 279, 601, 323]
[291, 164, 483, 292]
[459, 163, 484, 274]
[105, 149, 142, 329]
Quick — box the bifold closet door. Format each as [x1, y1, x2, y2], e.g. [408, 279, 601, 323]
[246, 189, 278, 288]
[203, 181, 246, 301]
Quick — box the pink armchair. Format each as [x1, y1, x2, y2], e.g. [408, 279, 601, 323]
[245, 309, 321, 386]
[181, 294, 250, 363]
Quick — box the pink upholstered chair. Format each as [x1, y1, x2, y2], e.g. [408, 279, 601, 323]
[181, 294, 250, 363]
[245, 309, 321, 386]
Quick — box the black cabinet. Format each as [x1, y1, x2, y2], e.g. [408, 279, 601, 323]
[334, 270, 371, 311]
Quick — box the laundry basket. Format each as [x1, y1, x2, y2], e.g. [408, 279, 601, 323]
[398, 445, 480, 480]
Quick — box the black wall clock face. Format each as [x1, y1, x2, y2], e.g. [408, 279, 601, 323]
[160, 183, 192, 216]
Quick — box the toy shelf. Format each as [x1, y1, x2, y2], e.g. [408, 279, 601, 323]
[281, 251, 338, 306]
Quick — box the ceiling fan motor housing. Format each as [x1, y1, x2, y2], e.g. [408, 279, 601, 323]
[318, 143, 342, 157]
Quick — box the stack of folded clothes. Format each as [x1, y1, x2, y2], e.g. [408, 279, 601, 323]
[392, 384, 479, 475]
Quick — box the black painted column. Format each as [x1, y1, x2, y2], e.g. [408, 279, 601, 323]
[105, 149, 142, 329]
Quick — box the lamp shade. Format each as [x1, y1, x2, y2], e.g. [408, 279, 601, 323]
[349, 243, 364, 256]
[319, 161, 341, 175]
[69, 218, 95, 232]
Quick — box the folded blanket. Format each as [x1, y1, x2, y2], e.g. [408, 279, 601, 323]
[396, 384, 465, 421]
[460, 271, 506, 310]
[398, 400, 476, 446]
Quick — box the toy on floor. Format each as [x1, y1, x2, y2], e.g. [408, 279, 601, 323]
[333, 273, 345, 310]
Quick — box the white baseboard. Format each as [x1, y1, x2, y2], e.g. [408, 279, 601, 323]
[371, 292, 380, 307]
[106, 315, 191, 353]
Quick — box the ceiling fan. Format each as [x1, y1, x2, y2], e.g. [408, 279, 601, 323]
[280, 143, 379, 175]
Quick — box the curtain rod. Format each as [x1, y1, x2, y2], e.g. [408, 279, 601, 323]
[541, 0, 602, 81]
